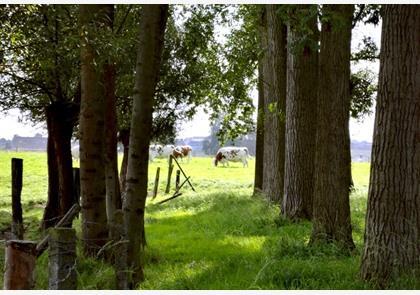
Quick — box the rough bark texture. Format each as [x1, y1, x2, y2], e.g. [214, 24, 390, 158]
[3, 240, 37, 290]
[253, 9, 265, 194]
[43, 103, 76, 230]
[310, 5, 355, 249]
[79, 5, 109, 256]
[261, 4, 287, 204]
[283, 5, 318, 221]
[123, 4, 168, 288]
[48, 228, 77, 290]
[102, 4, 122, 238]
[360, 5, 420, 286]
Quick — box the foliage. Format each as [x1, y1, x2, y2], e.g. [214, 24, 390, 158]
[0, 5, 80, 122]
[351, 36, 379, 62]
[350, 69, 377, 120]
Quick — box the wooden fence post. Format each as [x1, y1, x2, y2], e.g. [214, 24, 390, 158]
[48, 228, 77, 290]
[114, 210, 128, 289]
[152, 167, 160, 199]
[3, 240, 37, 290]
[165, 156, 174, 194]
[11, 158, 24, 240]
[175, 170, 180, 192]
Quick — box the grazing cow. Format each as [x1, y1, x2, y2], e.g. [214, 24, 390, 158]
[213, 147, 249, 167]
[149, 144, 175, 162]
[172, 145, 193, 162]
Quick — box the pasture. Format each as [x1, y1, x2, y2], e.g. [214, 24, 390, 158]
[0, 151, 416, 289]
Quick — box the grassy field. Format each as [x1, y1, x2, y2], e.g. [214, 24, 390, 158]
[0, 151, 417, 289]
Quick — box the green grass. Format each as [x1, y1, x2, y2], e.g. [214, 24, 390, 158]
[0, 151, 417, 289]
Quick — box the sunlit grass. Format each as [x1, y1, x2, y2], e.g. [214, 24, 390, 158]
[0, 151, 418, 289]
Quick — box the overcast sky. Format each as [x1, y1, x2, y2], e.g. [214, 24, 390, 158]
[0, 16, 381, 143]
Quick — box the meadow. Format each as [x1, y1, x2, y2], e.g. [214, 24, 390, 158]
[0, 151, 417, 289]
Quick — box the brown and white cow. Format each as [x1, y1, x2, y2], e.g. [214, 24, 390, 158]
[172, 145, 193, 163]
[213, 147, 249, 167]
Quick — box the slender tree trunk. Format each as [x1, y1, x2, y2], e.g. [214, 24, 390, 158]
[119, 128, 130, 195]
[261, 4, 287, 204]
[283, 5, 318, 221]
[79, 4, 109, 256]
[101, 4, 122, 237]
[42, 109, 60, 229]
[253, 7, 265, 195]
[123, 4, 168, 288]
[310, 4, 355, 249]
[42, 102, 76, 229]
[360, 5, 420, 287]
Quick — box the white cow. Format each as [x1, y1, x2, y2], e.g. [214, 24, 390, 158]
[149, 144, 175, 162]
[213, 146, 249, 167]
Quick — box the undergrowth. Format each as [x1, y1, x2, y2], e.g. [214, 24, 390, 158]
[0, 152, 418, 289]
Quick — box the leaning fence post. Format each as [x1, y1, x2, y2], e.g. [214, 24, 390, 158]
[48, 228, 77, 290]
[175, 170, 180, 192]
[11, 158, 24, 240]
[3, 240, 37, 290]
[165, 156, 174, 194]
[152, 167, 160, 199]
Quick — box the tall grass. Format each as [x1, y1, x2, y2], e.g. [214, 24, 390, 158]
[0, 151, 418, 289]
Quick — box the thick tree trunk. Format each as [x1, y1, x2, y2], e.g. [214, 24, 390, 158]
[123, 4, 168, 288]
[310, 5, 355, 249]
[102, 4, 122, 237]
[119, 128, 130, 195]
[282, 5, 318, 221]
[360, 5, 420, 286]
[253, 8, 265, 195]
[42, 102, 75, 229]
[79, 5, 109, 256]
[261, 4, 287, 204]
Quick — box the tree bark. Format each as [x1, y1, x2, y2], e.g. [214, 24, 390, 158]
[310, 4, 355, 249]
[79, 4, 109, 256]
[253, 8, 265, 195]
[261, 4, 287, 204]
[283, 5, 318, 221]
[102, 4, 122, 238]
[123, 4, 168, 288]
[360, 5, 420, 286]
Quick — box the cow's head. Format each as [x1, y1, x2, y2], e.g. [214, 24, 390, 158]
[214, 151, 223, 167]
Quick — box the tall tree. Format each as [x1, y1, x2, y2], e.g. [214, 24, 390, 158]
[282, 5, 318, 220]
[261, 4, 287, 203]
[253, 5, 265, 194]
[101, 4, 122, 238]
[310, 4, 355, 249]
[79, 4, 109, 256]
[360, 5, 420, 286]
[0, 5, 80, 229]
[123, 4, 168, 288]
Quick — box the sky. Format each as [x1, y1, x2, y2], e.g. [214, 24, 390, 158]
[0, 14, 381, 143]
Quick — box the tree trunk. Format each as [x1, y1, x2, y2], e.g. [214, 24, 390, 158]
[79, 4, 109, 256]
[253, 8, 265, 195]
[123, 4, 168, 288]
[102, 4, 122, 238]
[282, 5, 318, 221]
[42, 103, 76, 230]
[360, 5, 420, 287]
[261, 4, 287, 204]
[119, 128, 130, 195]
[310, 4, 355, 249]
